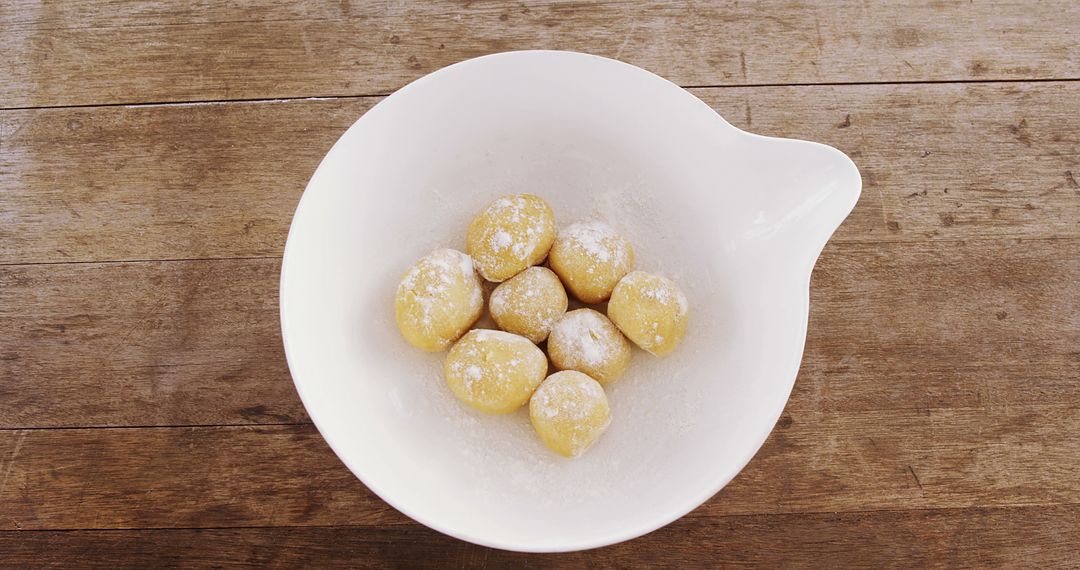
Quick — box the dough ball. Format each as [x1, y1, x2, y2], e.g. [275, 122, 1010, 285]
[529, 371, 611, 458]
[547, 309, 632, 385]
[395, 248, 484, 351]
[444, 329, 548, 414]
[608, 271, 689, 357]
[548, 221, 634, 303]
[467, 194, 556, 282]
[489, 267, 568, 343]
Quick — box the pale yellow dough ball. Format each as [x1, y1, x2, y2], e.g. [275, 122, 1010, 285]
[395, 248, 484, 351]
[608, 271, 689, 357]
[489, 267, 568, 343]
[444, 329, 548, 414]
[547, 309, 632, 385]
[530, 371, 612, 458]
[467, 194, 556, 282]
[548, 221, 634, 303]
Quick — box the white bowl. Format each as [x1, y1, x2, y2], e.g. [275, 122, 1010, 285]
[280, 51, 860, 552]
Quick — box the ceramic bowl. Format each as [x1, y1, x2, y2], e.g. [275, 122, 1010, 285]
[280, 50, 860, 552]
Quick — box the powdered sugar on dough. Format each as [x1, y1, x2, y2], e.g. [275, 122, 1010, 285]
[529, 371, 612, 457]
[533, 372, 606, 421]
[553, 312, 606, 366]
[563, 222, 624, 263]
[547, 309, 632, 385]
[395, 248, 484, 351]
[608, 271, 690, 357]
[489, 266, 568, 343]
[467, 194, 556, 282]
[444, 329, 547, 414]
[549, 221, 634, 303]
[493, 231, 512, 251]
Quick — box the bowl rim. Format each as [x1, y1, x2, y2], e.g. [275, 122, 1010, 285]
[279, 49, 861, 552]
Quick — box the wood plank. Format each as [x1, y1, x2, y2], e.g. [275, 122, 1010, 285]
[0, 403, 1077, 530]
[0, 425, 404, 531]
[3, 238, 1077, 429]
[0, 258, 306, 428]
[3, 82, 1079, 265]
[798, 238, 1080, 414]
[695, 83, 1080, 245]
[0, 99, 370, 265]
[3, 1, 1079, 108]
[1, 505, 1077, 568]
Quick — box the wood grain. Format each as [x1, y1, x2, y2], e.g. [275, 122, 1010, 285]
[0, 98, 369, 265]
[0, 425, 404, 531]
[696, 83, 1080, 245]
[2, 505, 1078, 568]
[5, 2, 1080, 563]
[0, 404, 1077, 530]
[3, 1, 1080, 108]
[801, 238, 1080, 414]
[3, 81, 1079, 265]
[3, 239, 1076, 428]
[0, 259, 305, 428]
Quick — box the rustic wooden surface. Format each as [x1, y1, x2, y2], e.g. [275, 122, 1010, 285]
[2, 0, 1078, 567]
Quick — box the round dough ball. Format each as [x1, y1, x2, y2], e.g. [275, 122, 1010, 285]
[548, 221, 634, 303]
[467, 194, 556, 282]
[489, 267, 568, 343]
[547, 309, 632, 385]
[444, 329, 548, 414]
[530, 371, 611, 458]
[608, 271, 689, 357]
[395, 248, 484, 351]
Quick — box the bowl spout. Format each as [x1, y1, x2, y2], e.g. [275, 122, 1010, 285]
[730, 138, 862, 275]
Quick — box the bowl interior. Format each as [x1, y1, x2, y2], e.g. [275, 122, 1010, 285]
[280, 51, 860, 551]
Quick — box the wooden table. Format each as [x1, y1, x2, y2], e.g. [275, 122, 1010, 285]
[2, 1, 1079, 566]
